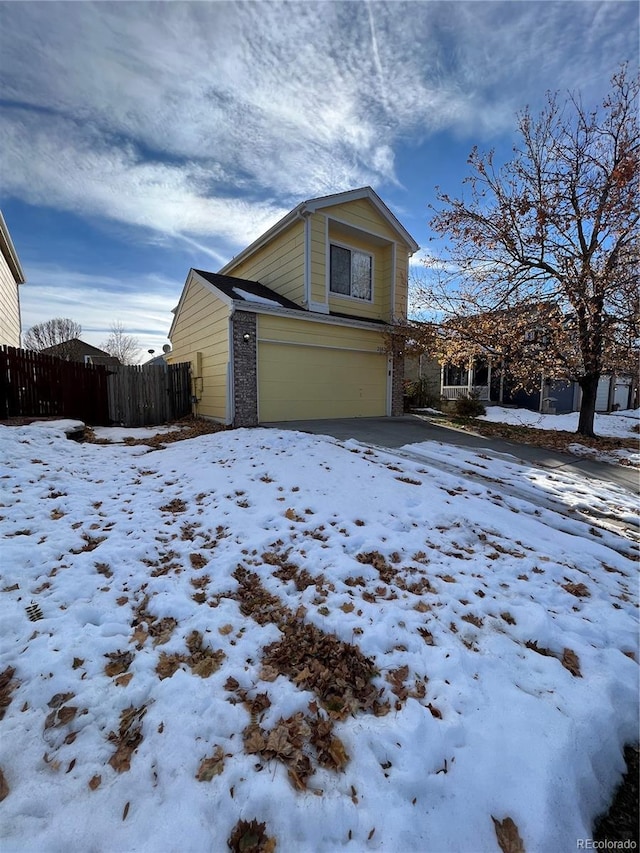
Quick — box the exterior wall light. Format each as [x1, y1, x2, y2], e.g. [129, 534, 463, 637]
[243, 333, 251, 342]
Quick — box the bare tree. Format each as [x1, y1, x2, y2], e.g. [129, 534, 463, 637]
[24, 318, 82, 357]
[100, 321, 140, 365]
[420, 65, 639, 437]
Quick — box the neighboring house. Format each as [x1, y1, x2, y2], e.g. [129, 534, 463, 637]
[593, 374, 636, 412]
[438, 302, 638, 414]
[0, 211, 26, 348]
[41, 339, 121, 367]
[440, 355, 579, 413]
[440, 358, 636, 414]
[168, 187, 419, 426]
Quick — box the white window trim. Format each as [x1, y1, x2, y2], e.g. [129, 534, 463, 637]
[328, 240, 374, 303]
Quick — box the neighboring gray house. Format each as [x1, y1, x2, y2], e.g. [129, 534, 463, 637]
[41, 338, 120, 367]
[0, 211, 26, 348]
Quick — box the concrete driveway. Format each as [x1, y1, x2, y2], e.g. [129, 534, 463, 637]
[261, 414, 639, 495]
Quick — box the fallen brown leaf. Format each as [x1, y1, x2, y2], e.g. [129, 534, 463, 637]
[57, 706, 78, 725]
[562, 582, 590, 598]
[108, 705, 146, 773]
[104, 651, 133, 677]
[0, 767, 9, 801]
[561, 648, 582, 678]
[196, 746, 225, 781]
[492, 816, 526, 853]
[0, 667, 18, 721]
[227, 818, 276, 853]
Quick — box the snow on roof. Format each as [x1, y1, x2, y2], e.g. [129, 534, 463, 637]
[232, 287, 283, 306]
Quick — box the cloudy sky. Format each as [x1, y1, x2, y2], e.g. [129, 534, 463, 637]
[0, 1, 636, 357]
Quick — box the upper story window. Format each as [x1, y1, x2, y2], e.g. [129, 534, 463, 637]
[330, 244, 372, 301]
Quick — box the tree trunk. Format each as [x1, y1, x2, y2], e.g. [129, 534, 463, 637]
[577, 373, 599, 437]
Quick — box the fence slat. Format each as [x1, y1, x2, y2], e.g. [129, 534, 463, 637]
[107, 362, 191, 427]
[1, 345, 110, 424]
[1, 347, 191, 428]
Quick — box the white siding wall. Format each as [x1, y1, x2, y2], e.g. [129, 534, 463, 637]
[0, 253, 21, 347]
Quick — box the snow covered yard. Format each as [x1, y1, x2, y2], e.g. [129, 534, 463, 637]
[477, 407, 640, 467]
[0, 422, 638, 853]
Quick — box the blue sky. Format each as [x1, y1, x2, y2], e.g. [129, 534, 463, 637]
[0, 1, 637, 357]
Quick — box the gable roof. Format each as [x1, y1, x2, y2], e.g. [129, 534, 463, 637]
[219, 186, 419, 276]
[0, 211, 26, 285]
[192, 270, 388, 325]
[169, 268, 390, 340]
[41, 338, 121, 366]
[193, 270, 301, 311]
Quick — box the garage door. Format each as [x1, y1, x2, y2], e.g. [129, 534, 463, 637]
[258, 342, 388, 421]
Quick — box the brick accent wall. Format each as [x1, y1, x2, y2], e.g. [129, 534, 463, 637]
[232, 311, 258, 427]
[391, 350, 404, 416]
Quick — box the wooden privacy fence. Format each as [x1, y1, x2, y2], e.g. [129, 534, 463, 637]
[0, 345, 110, 423]
[1, 346, 192, 427]
[107, 362, 191, 427]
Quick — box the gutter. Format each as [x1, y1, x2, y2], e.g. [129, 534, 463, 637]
[229, 299, 391, 334]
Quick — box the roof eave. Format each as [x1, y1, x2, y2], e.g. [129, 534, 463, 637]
[0, 211, 26, 284]
[218, 203, 306, 275]
[219, 188, 420, 275]
[302, 186, 420, 253]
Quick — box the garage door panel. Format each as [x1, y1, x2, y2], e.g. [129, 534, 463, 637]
[258, 342, 387, 421]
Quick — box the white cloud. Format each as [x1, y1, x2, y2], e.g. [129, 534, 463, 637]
[0, 110, 289, 246]
[20, 267, 180, 359]
[1, 1, 636, 244]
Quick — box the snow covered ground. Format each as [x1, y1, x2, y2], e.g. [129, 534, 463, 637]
[478, 407, 640, 467]
[0, 422, 638, 852]
[478, 406, 639, 438]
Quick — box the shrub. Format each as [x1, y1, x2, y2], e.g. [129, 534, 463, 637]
[452, 393, 486, 418]
[403, 378, 441, 411]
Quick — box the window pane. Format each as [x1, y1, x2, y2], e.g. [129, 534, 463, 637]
[351, 251, 371, 300]
[330, 245, 350, 295]
[444, 364, 468, 386]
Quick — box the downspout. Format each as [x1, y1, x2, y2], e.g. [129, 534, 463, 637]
[228, 309, 235, 426]
[295, 206, 311, 308]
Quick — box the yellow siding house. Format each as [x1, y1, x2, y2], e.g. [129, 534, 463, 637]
[168, 187, 419, 426]
[0, 212, 26, 348]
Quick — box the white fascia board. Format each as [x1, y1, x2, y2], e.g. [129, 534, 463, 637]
[230, 300, 391, 334]
[218, 188, 418, 277]
[169, 269, 233, 340]
[218, 203, 305, 275]
[0, 211, 26, 284]
[303, 187, 420, 254]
